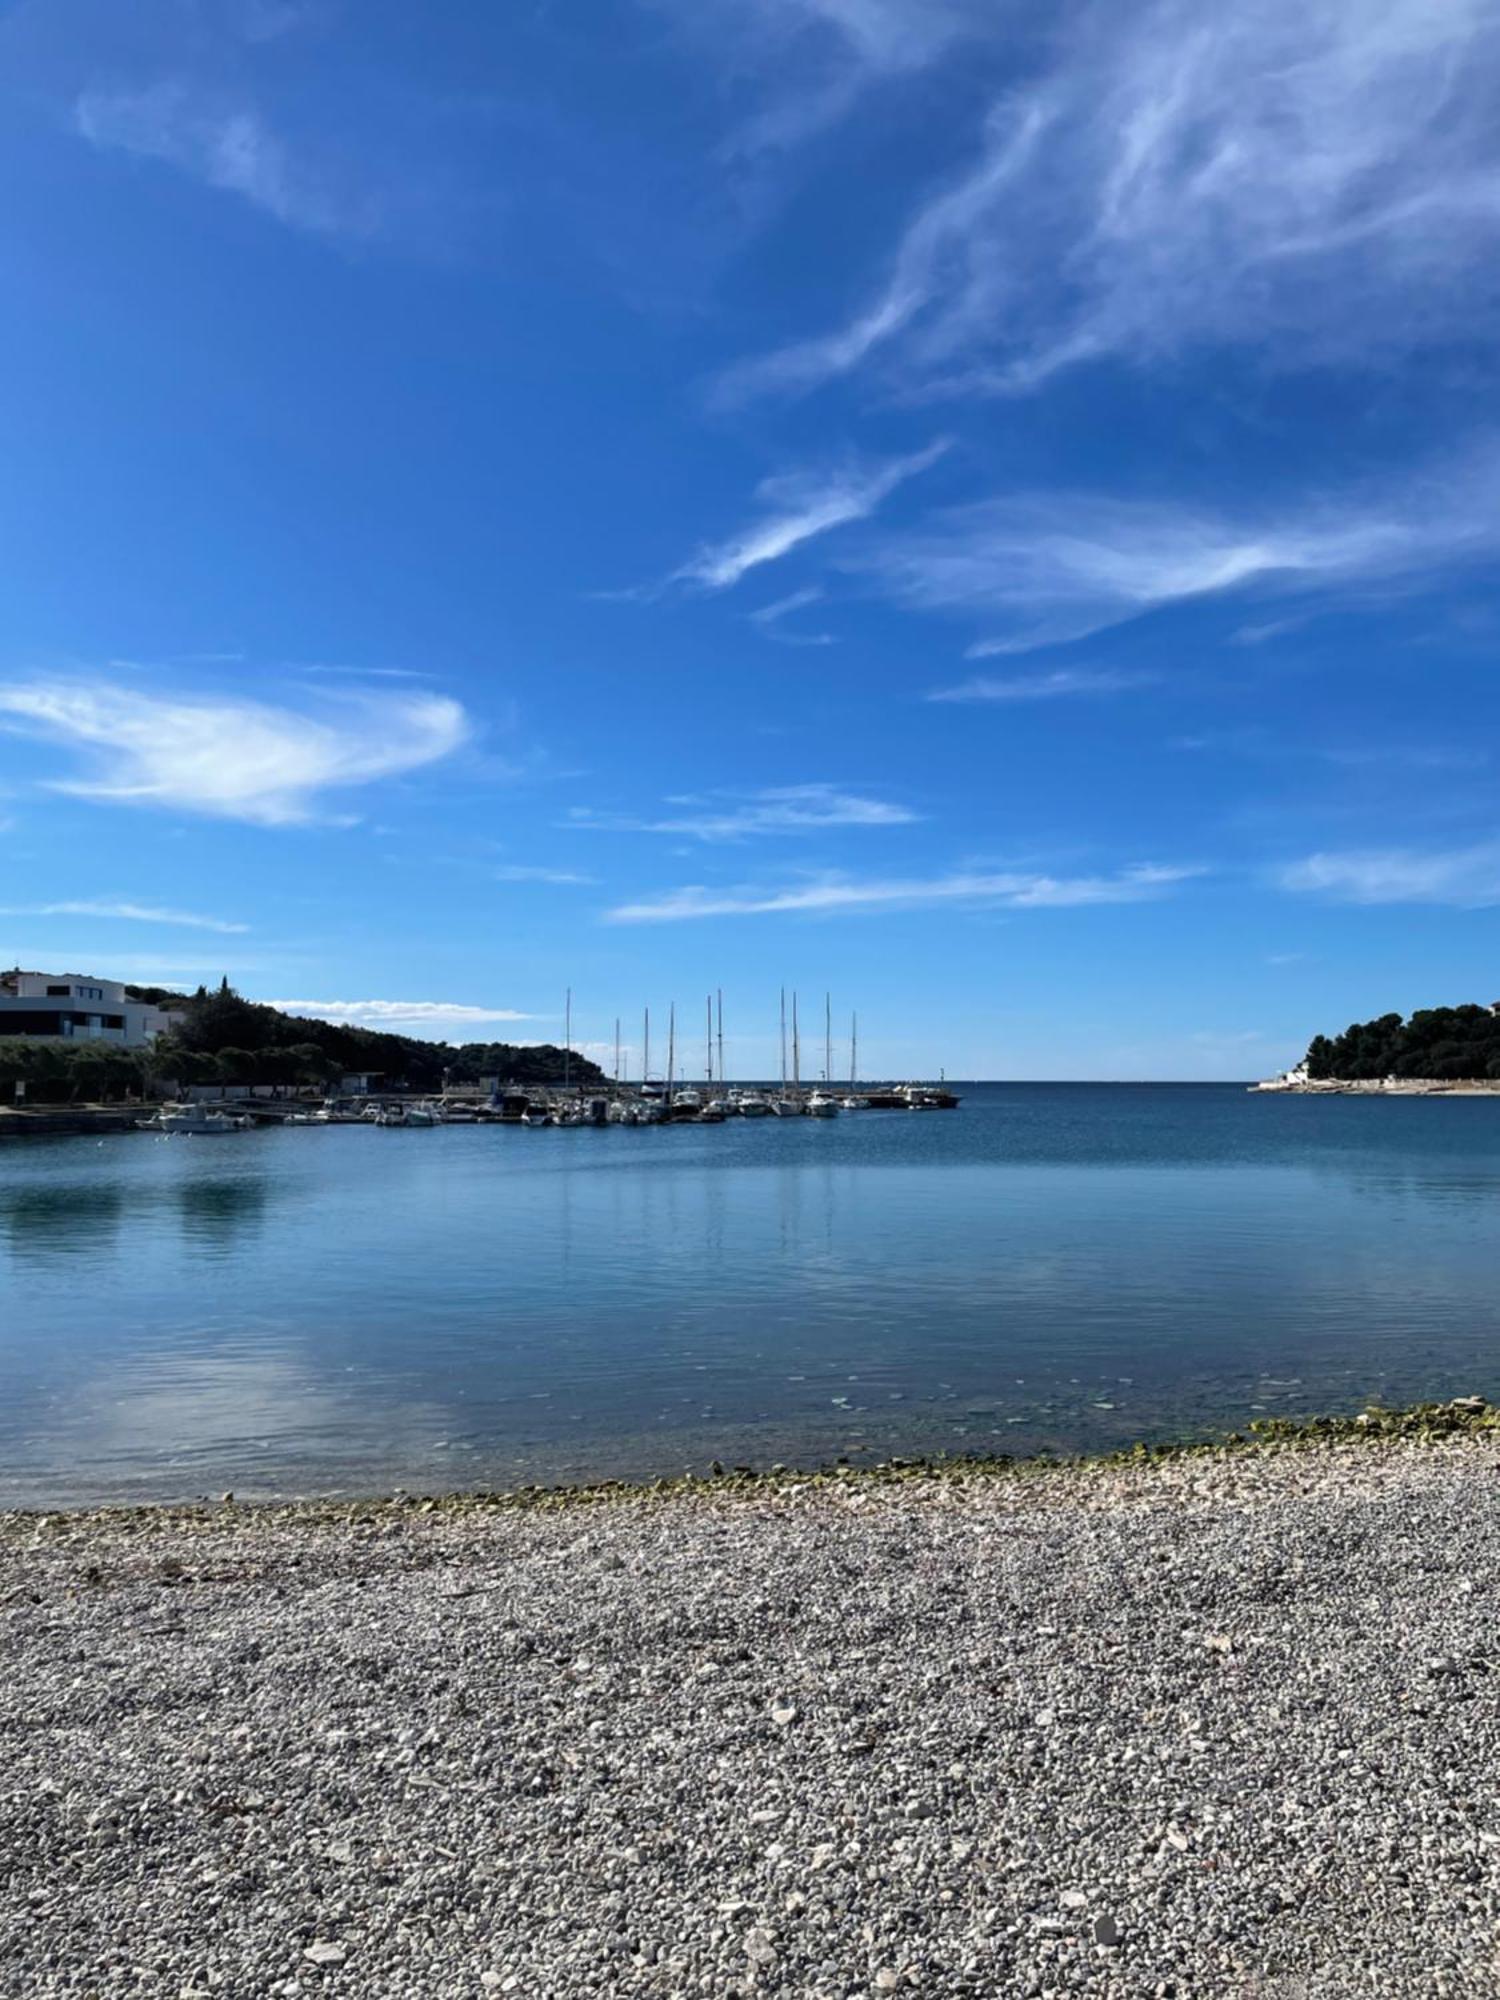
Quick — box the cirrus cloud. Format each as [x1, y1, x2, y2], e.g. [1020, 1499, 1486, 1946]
[605, 862, 1197, 921]
[0, 679, 469, 826]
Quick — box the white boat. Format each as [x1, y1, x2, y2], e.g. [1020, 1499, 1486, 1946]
[403, 1105, 439, 1126]
[805, 1091, 840, 1118]
[138, 1107, 251, 1136]
[768, 1096, 802, 1117]
[673, 1087, 703, 1113]
[841, 1096, 870, 1111]
[735, 1093, 771, 1117]
[553, 1108, 587, 1127]
[606, 1099, 633, 1125]
[705, 1097, 735, 1118]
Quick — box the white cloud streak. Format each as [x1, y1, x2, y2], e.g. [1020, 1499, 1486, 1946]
[0, 901, 248, 933]
[74, 84, 376, 239]
[0, 679, 469, 826]
[494, 866, 596, 885]
[1278, 844, 1500, 907]
[927, 667, 1153, 702]
[606, 862, 1196, 921]
[567, 784, 918, 842]
[267, 1000, 536, 1029]
[724, 0, 1500, 400]
[859, 461, 1500, 651]
[673, 441, 948, 591]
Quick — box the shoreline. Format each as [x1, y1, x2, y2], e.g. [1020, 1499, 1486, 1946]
[4, 1394, 1493, 1531]
[5, 1404, 1499, 1996]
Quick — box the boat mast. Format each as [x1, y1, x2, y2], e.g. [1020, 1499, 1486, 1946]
[706, 994, 713, 1088]
[717, 989, 725, 1091]
[779, 987, 787, 1095]
[643, 1007, 650, 1088]
[792, 992, 801, 1094]
[824, 992, 831, 1086]
[614, 1017, 621, 1086]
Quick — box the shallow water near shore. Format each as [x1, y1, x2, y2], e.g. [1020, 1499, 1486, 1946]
[2, 1082, 1498, 1505]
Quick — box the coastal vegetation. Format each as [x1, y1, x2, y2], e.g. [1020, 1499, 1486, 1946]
[1304, 1003, 1500, 1081]
[0, 980, 603, 1104]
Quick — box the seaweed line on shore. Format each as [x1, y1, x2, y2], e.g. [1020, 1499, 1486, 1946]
[4, 1396, 1496, 1539]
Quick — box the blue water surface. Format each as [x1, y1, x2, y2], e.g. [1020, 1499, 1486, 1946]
[2, 1083, 1498, 1504]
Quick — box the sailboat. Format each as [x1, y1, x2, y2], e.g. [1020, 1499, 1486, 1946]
[805, 991, 841, 1115]
[842, 1011, 869, 1110]
[769, 986, 800, 1115]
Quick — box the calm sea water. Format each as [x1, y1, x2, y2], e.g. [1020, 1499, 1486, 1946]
[2, 1083, 1498, 1505]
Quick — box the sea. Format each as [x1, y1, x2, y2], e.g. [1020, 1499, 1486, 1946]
[2, 1082, 1498, 1506]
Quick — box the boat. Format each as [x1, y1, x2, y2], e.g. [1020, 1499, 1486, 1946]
[404, 1104, 439, 1126]
[705, 1097, 735, 1118]
[735, 1092, 771, 1117]
[841, 1012, 868, 1108]
[805, 1090, 840, 1118]
[137, 1107, 251, 1136]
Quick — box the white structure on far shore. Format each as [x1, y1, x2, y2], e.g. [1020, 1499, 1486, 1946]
[0, 970, 172, 1048]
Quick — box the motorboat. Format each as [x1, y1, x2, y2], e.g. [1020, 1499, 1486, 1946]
[137, 1107, 251, 1136]
[841, 1095, 870, 1111]
[805, 1091, 840, 1118]
[404, 1105, 440, 1126]
[735, 1093, 771, 1117]
[768, 1096, 802, 1117]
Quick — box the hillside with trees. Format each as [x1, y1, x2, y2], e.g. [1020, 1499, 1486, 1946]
[1304, 1004, 1500, 1082]
[0, 979, 602, 1104]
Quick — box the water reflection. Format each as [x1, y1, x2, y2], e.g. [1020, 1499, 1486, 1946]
[177, 1176, 268, 1254]
[0, 1182, 128, 1263]
[2, 1088, 1499, 1505]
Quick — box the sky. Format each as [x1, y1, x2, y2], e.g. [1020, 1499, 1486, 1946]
[2, 0, 1499, 1079]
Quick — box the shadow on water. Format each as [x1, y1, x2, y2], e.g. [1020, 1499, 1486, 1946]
[0, 1182, 128, 1264]
[177, 1176, 269, 1254]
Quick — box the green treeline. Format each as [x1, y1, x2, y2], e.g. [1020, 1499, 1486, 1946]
[1305, 1004, 1500, 1081]
[0, 980, 603, 1105]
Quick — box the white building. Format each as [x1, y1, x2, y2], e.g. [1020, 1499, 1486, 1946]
[0, 970, 172, 1048]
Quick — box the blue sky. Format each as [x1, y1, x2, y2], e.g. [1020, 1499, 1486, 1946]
[2, 0, 1499, 1078]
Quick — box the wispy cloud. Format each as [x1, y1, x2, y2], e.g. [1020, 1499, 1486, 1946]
[74, 84, 376, 239]
[663, 0, 990, 152]
[267, 1000, 537, 1030]
[567, 783, 918, 843]
[857, 461, 1500, 651]
[672, 440, 948, 591]
[494, 865, 596, 885]
[0, 901, 248, 933]
[0, 679, 469, 826]
[749, 586, 839, 645]
[927, 667, 1154, 702]
[606, 861, 1196, 921]
[723, 0, 1500, 400]
[1278, 844, 1500, 907]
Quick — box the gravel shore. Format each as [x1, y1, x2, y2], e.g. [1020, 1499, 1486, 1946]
[4, 1436, 1500, 1999]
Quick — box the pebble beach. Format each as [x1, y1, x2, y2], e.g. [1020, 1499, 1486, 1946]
[5, 1429, 1500, 1999]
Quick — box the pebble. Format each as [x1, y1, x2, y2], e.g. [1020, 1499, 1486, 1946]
[3, 1435, 1497, 1997]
